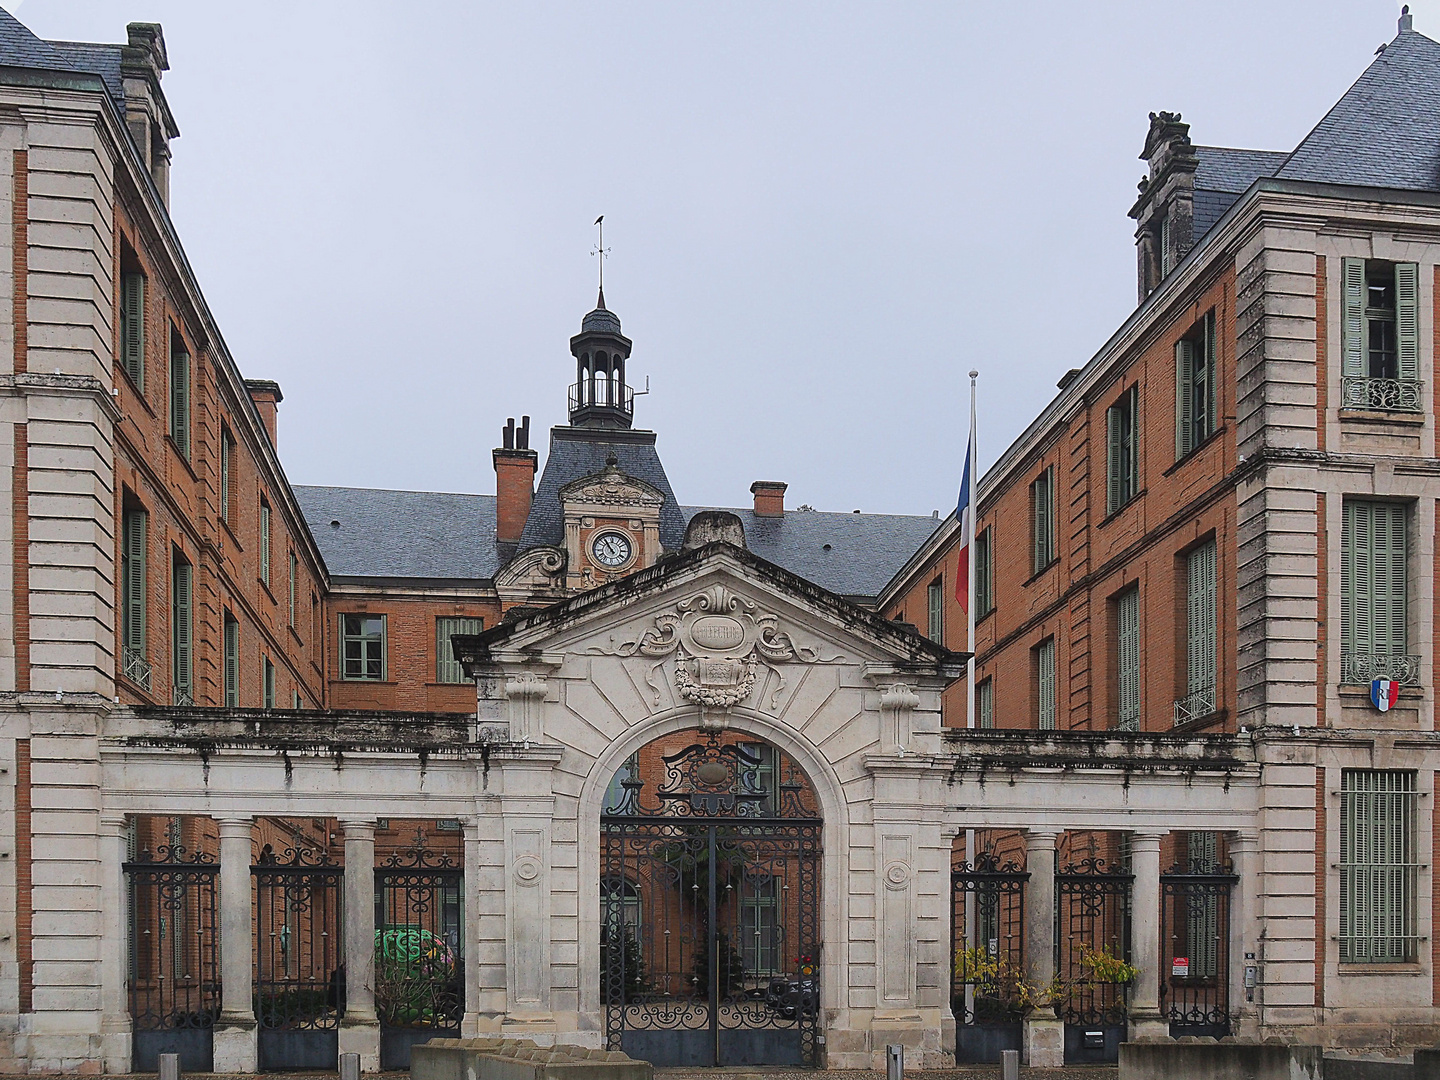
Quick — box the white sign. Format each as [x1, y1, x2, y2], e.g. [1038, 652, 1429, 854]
[1172, 956, 1190, 977]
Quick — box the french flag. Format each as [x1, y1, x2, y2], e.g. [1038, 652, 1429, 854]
[954, 434, 973, 610]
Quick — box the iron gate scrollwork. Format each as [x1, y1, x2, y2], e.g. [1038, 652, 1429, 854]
[376, 833, 464, 1069]
[125, 845, 220, 1073]
[601, 735, 821, 1068]
[1056, 857, 1132, 1065]
[1161, 861, 1236, 1037]
[951, 855, 1027, 1063]
[252, 844, 344, 1071]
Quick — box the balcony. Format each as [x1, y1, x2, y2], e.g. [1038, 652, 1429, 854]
[123, 647, 152, 693]
[1173, 686, 1216, 727]
[173, 685, 194, 708]
[1341, 376, 1423, 413]
[568, 380, 634, 427]
[1340, 651, 1421, 687]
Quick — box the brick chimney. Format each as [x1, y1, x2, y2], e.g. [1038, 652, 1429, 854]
[121, 23, 179, 207]
[494, 416, 537, 546]
[244, 380, 282, 446]
[750, 481, 787, 517]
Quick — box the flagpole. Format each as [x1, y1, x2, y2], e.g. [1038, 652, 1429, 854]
[967, 370, 978, 730]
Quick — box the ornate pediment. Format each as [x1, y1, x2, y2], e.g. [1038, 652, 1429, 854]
[559, 464, 664, 511]
[591, 581, 842, 712]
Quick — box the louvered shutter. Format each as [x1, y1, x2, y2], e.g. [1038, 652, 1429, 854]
[437, 616, 483, 683]
[1187, 541, 1216, 696]
[1036, 639, 1056, 730]
[260, 504, 270, 585]
[977, 679, 993, 729]
[170, 350, 189, 459]
[1342, 258, 1366, 378]
[223, 617, 238, 707]
[1106, 402, 1122, 514]
[1372, 503, 1407, 657]
[1396, 262, 1419, 380]
[122, 273, 145, 388]
[220, 433, 231, 522]
[123, 509, 147, 655]
[1175, 339, 1193, 458]
[1117, 588, 1140, 730]
[1201, 313, 1216, 438]
[172, 561, 192, 700]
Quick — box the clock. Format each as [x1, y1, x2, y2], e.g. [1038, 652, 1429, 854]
[591, 531, 633, 568]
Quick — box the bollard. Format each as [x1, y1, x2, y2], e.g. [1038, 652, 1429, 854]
[1001, 1048, 1020, 1080]
[886, 1043, 904, 1080]
[339, 1052, 360, 1080]
[157, 1053, 180, 1080]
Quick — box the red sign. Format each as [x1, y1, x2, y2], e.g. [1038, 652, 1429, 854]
[1172, 957, 1190, 977]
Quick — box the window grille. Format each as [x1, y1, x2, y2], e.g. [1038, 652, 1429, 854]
[436, 616, 483, 683]
[1340, 770, 1418, 963]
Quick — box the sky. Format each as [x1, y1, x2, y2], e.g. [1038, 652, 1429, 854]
[2, 0, 1418, 516]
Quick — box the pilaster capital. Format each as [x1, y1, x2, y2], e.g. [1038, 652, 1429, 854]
[215, 816, 254, 839]
[98, 813, 129, 835]
[1227, 830, 1260, 853]
[1023, 828, 1062, 850]
[1128, 830, 1165, 849]
[339, 818, 377, 842]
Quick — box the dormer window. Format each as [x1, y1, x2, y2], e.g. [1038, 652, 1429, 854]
[1341, 258, 1420, 411]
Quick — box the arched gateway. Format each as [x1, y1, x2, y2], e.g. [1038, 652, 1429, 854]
[455, 540, 965, 1069]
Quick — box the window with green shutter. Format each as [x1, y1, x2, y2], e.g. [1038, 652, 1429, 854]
[223, 612, 239, 707]
[288, 553, 297, 627]
[1035, 637, 1056, 730]
[1175, 311, 1216, 459]
[259, 499, 271, 586]
[436, 616, 483, 683]
[220, 427, 234, 524]
[120, 272, 145, 391]
[1341, 258, 1421, 411]
[169, 329, 189, 460]
[343, 614, 386, 681]
[1186, 831, 1221, 976]
[926, 578, 944, 646]
[171, 555, 192, 706]
[976, 677, 993, 729]
[975, 528, 993, 617]
[1106, 385, 1139, 514]
[1175, 539, 1217, 724]
[121, 506, 150, 691]
[1340, 770, 1418, 963]
[1116, 586, 1140, 731]
[263, 657, 275, 710]
[1341, 500, 1412, 685]
[1031, 467, 1055, 574]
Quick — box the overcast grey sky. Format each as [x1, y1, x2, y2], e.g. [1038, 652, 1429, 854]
[6, 1, 1417, 515]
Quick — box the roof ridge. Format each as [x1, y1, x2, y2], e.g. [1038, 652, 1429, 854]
[294, 482, 492, 499]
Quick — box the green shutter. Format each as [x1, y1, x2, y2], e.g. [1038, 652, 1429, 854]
[1106, 402, 1122, 514]
[223, 616, 238, 707]
[437, 616, 483, 683]
[170, 348, 189, 459]
[1187, 541, 1217, 696]
[263, 659, 274, 709]
[121, 273, 145, 389]
[1342, 501, 1358, 654]
[260, 503, 270, 585]
[1343, 501, 1408, 663]
[172, 560, 191, 700]
[1201, 312, 1216, 440]
[1342, 257, 1366, 378]
[1373, 503, 1407, 657]
[289, 553, 297, 626]
[1033, 468, 1053, 572]
[220, 432, 231, 522]
[1036, 638, 1056, 730]
[1396, 262, 1419, 380]
[123, 509, 147, 655]
[976, 529, 992, 616]
[1175, 338, 1193, 458]
[977, 678, 993, 729]
[927, 580, 944, 645]
[1117, 587, 1140, 730]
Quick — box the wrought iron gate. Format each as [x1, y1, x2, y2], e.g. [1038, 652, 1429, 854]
[600, 736, 821, 1067]
[951, 855, 1027, 1063]
[1056, 858, 1132, 1065]
[125, 845, 219, 1072]
[375, 835, 464, 1069]
[253, 844, 344, 1071]
[1161, 862, 1236, 1037]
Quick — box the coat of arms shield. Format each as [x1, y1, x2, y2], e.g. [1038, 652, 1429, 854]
[1370, 678, 1400, 713]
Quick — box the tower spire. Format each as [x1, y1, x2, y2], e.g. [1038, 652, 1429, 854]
[592, 215, 610, 308]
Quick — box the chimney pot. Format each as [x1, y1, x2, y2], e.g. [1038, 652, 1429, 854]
[750, 481, 787, 517]
[494, 423, 538, 546]
[244, 380, 282, 447]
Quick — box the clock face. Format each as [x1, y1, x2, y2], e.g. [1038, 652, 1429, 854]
[592, 531, 633, 568]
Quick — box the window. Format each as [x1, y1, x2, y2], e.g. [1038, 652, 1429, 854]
[1115, 587, 1140, 731]
[262, 658, 275, 710]
[1175, 311, 1216, 458]
[1031, 466, 1055, 574]
[737, 742, 777, 815]
[1035, 638, 1056, 730]
[1341, 501, 1411, 686]
[1175, 540, 1217, 724]
[1186, 831, 1220, 977]
[1340, 770, 1418, 963]
[740, 876, 782, 976]
[975, 528, 993, 617]
[169, 329, 189, 460]
[1342, 259, 1419, 410]
[342, 614, 386, 681]
[288, 553, 297, 627]
[1106, 385, 1139, 514]
[259, 499, 271, 586]
[120, 271, 145, 390]
[436, 616, 484, 683]
[220, 426, 234, 524]
[223, 612, 239, 707]
[121, 505, 150, 691]
[171, 554, 192, 706]
[976, 677, 993, 729]
[293, 689, 302, 710]
[926, 578, 944, 645]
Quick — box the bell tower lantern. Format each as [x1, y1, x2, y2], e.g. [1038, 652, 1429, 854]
[568, 288, 635, 428]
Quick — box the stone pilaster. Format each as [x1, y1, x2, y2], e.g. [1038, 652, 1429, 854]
[1128, 832, 1168, 1041]
[461, 817, 484, 1038]
[213, 817, 255, 1073]
[97, 813, 130, 1072]
[1228, 831, 1261, 1039]
[1022, 829, 1063, 1068]
[339, 819, 379, 1070]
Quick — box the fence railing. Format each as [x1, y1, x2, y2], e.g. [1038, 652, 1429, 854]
[124, 647, 153, 692]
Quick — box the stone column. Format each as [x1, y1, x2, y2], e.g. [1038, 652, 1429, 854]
[213, 817, 256, 1073]
[97, 814, 131, 1072]
[1128, 831, 1168, 1040]
[1228, 832, 1260, 1038]
[1022, 829, 1063, 1068]
[339, 819, 379, 1070]
[461, 817, 483, 1038]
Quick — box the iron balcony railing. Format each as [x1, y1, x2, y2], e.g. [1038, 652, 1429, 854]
[1340, 652, 1421, 687]
[172, 685, 194, 708]
[568, 380, 634, 419]
[123, 647, 152, 692]
[1173, 685, 1216, 727]
[1341, 376, 1423, 413]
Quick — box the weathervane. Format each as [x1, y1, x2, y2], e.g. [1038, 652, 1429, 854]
[591, 215, 611, 292]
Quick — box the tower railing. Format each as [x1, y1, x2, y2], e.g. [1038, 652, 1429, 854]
[569, 381, 634, 420]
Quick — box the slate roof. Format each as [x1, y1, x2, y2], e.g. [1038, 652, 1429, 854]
[0, 10, 124, 108]
[1192, 146, 1291, 239]
[294, 485, 499, 581]
[44, 40, 125, 108]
